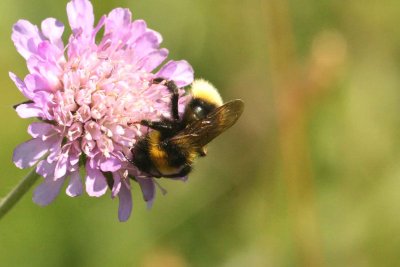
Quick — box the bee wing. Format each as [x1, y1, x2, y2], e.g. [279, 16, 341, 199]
[169, 99, 244, 149]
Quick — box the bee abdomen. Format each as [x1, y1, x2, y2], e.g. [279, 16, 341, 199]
[164, 143, 191, 167]
[131, 138, 154, 174]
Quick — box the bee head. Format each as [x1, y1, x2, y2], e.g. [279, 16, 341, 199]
[183, 79, 223, 123]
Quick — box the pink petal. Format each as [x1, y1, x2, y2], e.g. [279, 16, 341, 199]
[128, 19, 147, 44]
[137, 177, 156, 209]
[66, 170, 82, 197]
[46, 137, 63, 163]
[66, 0, 94, 35]
[156, 60, 194, 87]
[28, 122, 55, 139]
[104, 8, 132, 42]
[84, 121, 101, 140]
[138, 48, 168, 72]
[68, 146, 81, 167]
[9, 72, 33, 99]
[99, 156, 122, 172]
[36, 159, 56, 178]
[132, 31, 160, 61]
[11, 19, 43, 59]
[15, 103, 43, 118]
[33, 176, 65, 206]
[41, 18, 64, 50]
[54, 153, 69, 179]
[118, 181, 132, 222]
[92, 15, 106, 39]
[111, 172, 122, 198]
[37, 40, 62, 63]
[85, 161, 108, 197]
[13, 138, 50, 168]
[154, 180, 168, 195]
[146, 29, 163, 44]
[26, 56, 62, 90]
[25, 74, 51, 94]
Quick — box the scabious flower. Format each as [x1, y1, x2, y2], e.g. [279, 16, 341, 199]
[10, 0, 193, 221]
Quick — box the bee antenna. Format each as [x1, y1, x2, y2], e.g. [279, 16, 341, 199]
[123, 152, 135, 165]
[127, 121, 142, 126]
[152, 77, 167, 84]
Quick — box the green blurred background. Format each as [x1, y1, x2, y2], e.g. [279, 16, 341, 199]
[1, 0, 400, 266]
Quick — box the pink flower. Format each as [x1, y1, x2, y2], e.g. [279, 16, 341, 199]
[11, 0, 193, 221]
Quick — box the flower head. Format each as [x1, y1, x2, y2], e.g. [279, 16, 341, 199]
[11, 0, 193, 221]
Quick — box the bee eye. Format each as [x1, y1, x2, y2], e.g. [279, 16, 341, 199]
[193, 105, 206, 119]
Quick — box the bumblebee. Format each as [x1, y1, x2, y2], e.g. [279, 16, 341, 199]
[128, 78, 244, 178]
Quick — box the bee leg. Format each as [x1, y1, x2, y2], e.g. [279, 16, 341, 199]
[198, 147, 207, 157]
[162, 164, 192, 178]
[152, 77, 166, 84]
[176, 164, 192, 177]
[123, 152, 135, 165]
[165, 80, 180, 121]
[140, 119, 174, 132]
[152, 77, 180, 121]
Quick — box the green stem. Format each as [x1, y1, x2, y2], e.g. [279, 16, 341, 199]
[0, 169, 40, 220]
